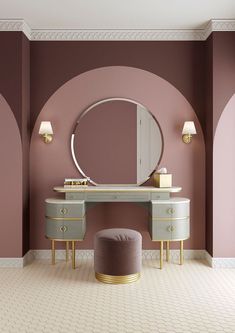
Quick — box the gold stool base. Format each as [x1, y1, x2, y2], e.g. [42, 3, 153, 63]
[95, 272, 140, 284]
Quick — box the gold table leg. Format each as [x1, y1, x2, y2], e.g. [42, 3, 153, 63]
[180, 240, 184, 265]
[66, 241, 69, 262]
[166, 241, 170, 262]
[72, 241, 76, 269]
[51, 240, 55, 265]
[160, 241, 163, 269]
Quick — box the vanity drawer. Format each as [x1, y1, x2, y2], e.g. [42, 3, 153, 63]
[151, 198, 189, 218]
[66, 193, 85, 200]
[171, 219, 190, 240]
[150, 221, 172, 241]
[150, 218, 189, 241]
[46, 218, 86, 240]
[46, 200, 85, 218]
[62, 220, 86, 240]
[86, 192, 150, 202]
[46, 219, 65, 239]
[151, 193, 170, 200]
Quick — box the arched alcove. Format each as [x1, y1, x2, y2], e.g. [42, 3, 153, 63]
[214, 94, 235, 257]
[30, 66, 205, 250]
[0, 95, 22, 257]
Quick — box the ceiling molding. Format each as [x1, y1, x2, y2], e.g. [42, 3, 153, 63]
[31, 29, 205, 41]
[0, 19, 235, 41]
[0, 19, 31, 39]
[204, 19, 235, 39]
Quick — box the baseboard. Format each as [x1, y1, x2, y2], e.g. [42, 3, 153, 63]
[205, 252, 235, 268]
[0, 251, 35, 268]
[142, 249, 205, 260]
[31, 249, 94, 260]
[23, 250, 35, 266]
[205, 251, 212, 267]
[1, 250, 234, 268]
[0, 257, 24, 268]
[31, 249, 205, 261]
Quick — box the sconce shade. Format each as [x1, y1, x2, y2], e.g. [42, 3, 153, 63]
[39, 121, 53, 135]
[182, 121, 196, 135]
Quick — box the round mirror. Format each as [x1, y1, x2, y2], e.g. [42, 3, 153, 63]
[71, 98, 163, 185]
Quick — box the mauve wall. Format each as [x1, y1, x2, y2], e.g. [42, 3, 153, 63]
[30, 66, 205, 250]
[29, 40, 207, 252]
[213, 32, 235, 134]
[0, 32, 22, 130]
[0, 95, 22, 257]
[74, 100, 137, 184]
[0, 32, 30, 257]
[21, 34, 30, 255]
[30, 41, 206, 134]
[205, 35, 213, 255]
[0, 32, 235, 257]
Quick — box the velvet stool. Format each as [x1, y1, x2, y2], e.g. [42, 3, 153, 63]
[94, 228, 142, 284]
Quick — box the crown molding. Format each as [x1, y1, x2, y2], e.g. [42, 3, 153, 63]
[0, 19, 31, 39]
[204, 19, 235, 39]
[31, 29, 205, 41]
[0, 19, 235, 41]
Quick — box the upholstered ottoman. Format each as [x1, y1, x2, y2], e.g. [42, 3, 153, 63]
[94, 228, 142, 284]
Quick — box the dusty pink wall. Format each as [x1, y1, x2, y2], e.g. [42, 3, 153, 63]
[30, 66, 205, 250]
[74, 100, 137, 184]
[214, 94, 235, 257]
[0, 95, 22, 257]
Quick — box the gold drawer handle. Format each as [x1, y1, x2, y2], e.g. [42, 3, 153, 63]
[60, 226, 68, 232]
[60, 208, 68, 215]
[167, 208, 174, 215]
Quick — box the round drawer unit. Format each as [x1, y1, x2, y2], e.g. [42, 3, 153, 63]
[45, 218, 86, 240]
[151, 198, 190, 219]
[45, 198, 85, 219]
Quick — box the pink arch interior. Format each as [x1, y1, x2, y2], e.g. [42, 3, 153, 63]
[214, 94, 235, 257]
[30, 66, 205, 250]
[0, 95, 22, 257]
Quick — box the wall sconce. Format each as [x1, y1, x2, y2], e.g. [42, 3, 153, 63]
[39, 121, 53, 143]
[182, 121, 197, 144]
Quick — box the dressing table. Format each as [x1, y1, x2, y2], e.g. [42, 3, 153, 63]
[46, 186, 189, 269]
[45, 98, 190, 269]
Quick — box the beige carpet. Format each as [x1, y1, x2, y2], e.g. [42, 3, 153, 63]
[0, 259, 235, 332]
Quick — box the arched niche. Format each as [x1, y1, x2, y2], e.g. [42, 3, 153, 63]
[0, 94, 22, 257]
[214, 94, 235, 257]
[30, 66, 205, 250]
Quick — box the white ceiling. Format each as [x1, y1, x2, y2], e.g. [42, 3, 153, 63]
[0, 0, 235, 30]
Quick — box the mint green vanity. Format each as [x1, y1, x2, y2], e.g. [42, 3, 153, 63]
[45, 186, 190, 269]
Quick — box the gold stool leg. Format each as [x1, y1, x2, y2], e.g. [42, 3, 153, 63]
[160, 241, 163, 269]
[72, 241, 76, 269]
[166, 241, 170, 262]
[51, 240, 55, 265]
[180, 240, 184, 265]
[66, 241, 69, 262]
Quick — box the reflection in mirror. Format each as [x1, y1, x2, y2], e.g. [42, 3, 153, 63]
[71, 98, 163, 185]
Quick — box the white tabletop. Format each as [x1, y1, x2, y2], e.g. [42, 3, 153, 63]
[54, 186, 182, 193]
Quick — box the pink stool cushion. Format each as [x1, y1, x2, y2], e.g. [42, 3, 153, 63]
[94, 228, 142, 276]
